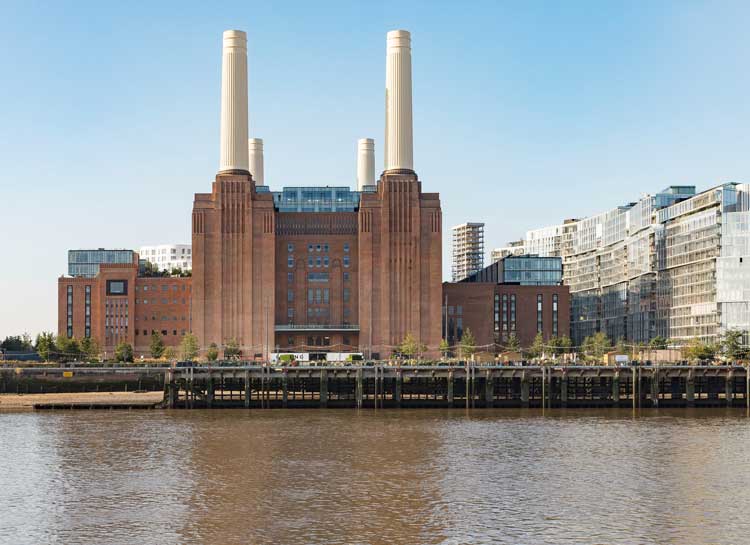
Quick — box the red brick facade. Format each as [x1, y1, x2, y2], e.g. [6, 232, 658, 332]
[442, 282, 571, 351]
[191, 170, 442, 358]
[58, 256, 192, 357]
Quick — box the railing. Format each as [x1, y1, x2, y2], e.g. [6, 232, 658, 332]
[274, 324, 360, 331]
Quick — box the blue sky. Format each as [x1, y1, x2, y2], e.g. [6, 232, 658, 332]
[1, 0, 749, 337]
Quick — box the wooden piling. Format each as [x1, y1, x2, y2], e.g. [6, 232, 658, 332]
[725, 371, 733, 407]
[282, 370, 288, 408]
[686, 369, 695, 407]
[520, 372, 530, 408]
[612, 372, 620, 405]
[244, 369, 250, 409]
[320, 369, 328, 408]
[356, 368, 363, 409]
[561, 372, 568, 408]
[447, 370, 454, 407]
[651, 366, 659, 408]
[485, 369, 493, 408]
[394, 368, 402, 408]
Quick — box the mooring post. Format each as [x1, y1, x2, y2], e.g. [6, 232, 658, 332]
[746, 365, 749, 411]
[485, 369, 494, 408]
[651, 366, 659, 408]
[520, 371, 530, 408]
[726, 370, 734, 407]
[686, 368, 695, 407]
[612, 371, 620, 405]
[541, 367, 546, 410]
[356, 368, 363, 409]
[244, 369, 251, 409]
[206, 373, 214, 409]
[282, 369, 288, 408]
[465, 362, 470, 410]
[632, 367, 637, 410]
[167, 369, 176, 409]
[394, 368, 402, 408]
[561, 372, 568, 408]
[447, 370, 454, 407]
[320, 368, 328, 408]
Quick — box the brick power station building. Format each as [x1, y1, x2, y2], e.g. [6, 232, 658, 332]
[58, 29, 571, 360]
[191, 29, 441, 359]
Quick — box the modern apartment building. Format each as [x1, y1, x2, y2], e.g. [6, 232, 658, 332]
[499, 183, 750, 345]
[138, 244, 192, 271]
[451, 222, 485, 282]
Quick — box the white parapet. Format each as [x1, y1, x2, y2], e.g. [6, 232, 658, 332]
[384, 30, 413, 172]
[357, 138, 375, 190]
[248, 138, 264, 185]
[219, 30, 249, 173]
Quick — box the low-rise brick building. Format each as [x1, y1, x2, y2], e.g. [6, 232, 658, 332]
[442, 255, 570, 352]
[58, 253, 192, 358]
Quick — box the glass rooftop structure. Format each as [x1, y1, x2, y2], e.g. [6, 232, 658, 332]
[272, 186, 361, 212]
[461, 254, 563, 286]
[68, 249, 135, 278]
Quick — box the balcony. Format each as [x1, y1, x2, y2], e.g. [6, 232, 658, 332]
[275, 324, 360, 332]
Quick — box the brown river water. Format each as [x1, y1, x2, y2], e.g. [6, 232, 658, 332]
[1, 408, 750, 545]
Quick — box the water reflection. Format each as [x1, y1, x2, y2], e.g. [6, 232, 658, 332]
[1, 409, 749, 545]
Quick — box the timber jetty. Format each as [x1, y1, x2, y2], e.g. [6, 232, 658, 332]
[3, 365, 750, 409]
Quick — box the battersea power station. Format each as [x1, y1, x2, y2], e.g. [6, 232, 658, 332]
[57, 29, 570, 360]
[192, 28, 442, 359]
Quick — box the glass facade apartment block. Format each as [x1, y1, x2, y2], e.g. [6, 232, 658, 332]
[501, 183, 750, 345]
[68, 249, 135, 278]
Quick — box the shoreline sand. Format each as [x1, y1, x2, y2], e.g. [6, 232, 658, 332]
[0, 391, 164, 409]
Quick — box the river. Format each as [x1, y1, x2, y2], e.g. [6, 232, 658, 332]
[1, 409, 749, 544]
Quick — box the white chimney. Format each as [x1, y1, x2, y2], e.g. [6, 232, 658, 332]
[384, 30, 413, 172]
[219, 30, 249, 173]
[248, 138, 264, 185]
[356, 138, 375, 190]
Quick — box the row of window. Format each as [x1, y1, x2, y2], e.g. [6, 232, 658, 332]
[286, 243, 351, 253]
[137, 298, 187, 305]
[136, 329, 186, 336]
[287, 256, 350, 268]
[286, 272, 351, 283]
[137, 284, 188, 292]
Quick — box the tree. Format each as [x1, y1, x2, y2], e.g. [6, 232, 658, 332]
[35, 332, 57, 362]
[548, 335, 572, 356]
[149, 331, 165, 359]
[684, 338, 717, 363]
[439, 338, 450, 360]
[180, 333, 199, 362]
[505, 334, 521, 353]
[1, 334, 33, 352]
[581, 332, 611, 361]
[163, 346, 177, 361]
[720, 329, 748, 362]
[526, 332, 545, 360]
[80, 337, 100, 361]
[57, 336, 82, 362]
[224, 338, 241, 360]
[206, 342, 219, 362]
[459, 328, 477, 360]
[615, 337, 627, 354]
[649, 336, 668, 350]
[114, 342, 134, 363]
[399, 332, 419, 361]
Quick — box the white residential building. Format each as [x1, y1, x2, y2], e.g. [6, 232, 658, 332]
[452, 222, 485, 282]
[139, 244, 192, 272]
